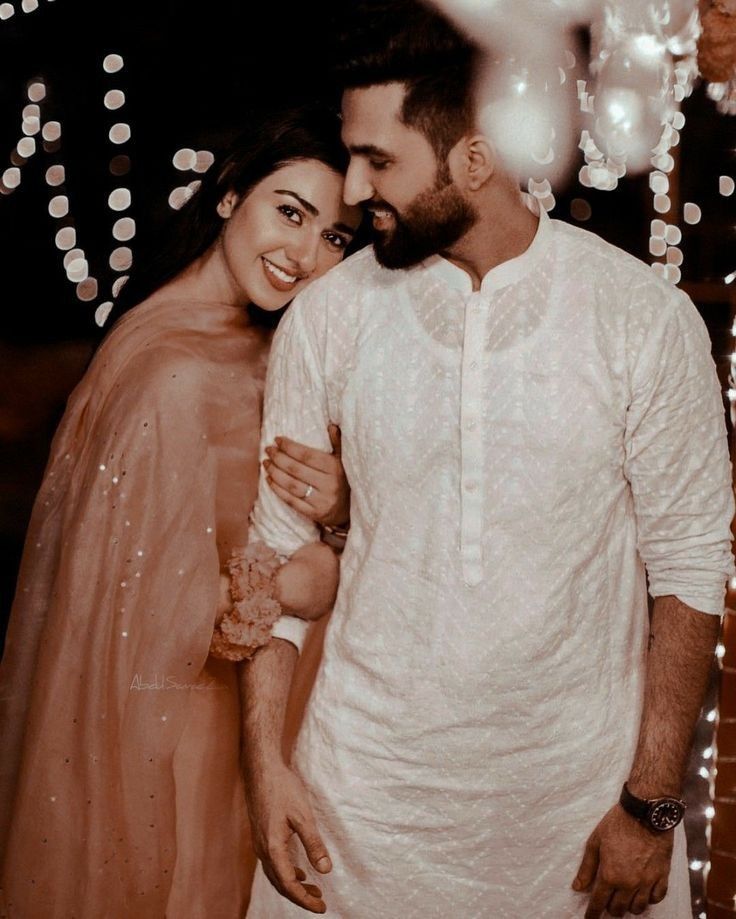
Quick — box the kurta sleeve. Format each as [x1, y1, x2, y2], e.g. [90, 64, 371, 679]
[623, 289, 735, 615]
[250, 288, 334, 651]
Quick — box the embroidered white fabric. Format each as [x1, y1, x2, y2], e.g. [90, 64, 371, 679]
[249, 204, 734, 918]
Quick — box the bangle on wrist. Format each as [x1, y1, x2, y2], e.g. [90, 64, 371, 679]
[321, 522, 349, 538]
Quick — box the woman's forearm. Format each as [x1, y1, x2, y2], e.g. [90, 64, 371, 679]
[275, 541, 340, 621]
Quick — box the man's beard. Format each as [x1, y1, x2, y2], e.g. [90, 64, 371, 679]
[372, 178, 478, 270]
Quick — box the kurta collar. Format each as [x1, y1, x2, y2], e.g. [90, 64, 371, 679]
[420, 193, 552, 296]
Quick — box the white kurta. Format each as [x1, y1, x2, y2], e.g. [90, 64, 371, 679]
[248, 203, 734, 918]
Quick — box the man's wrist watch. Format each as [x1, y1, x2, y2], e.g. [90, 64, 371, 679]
[619, 782, 686, 832]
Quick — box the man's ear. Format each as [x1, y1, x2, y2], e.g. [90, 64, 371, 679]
[216, 189, 240, 219]
[449, 134, 496, 192]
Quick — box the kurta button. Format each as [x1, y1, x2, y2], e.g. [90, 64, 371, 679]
[469, 361, 478, 370]
[464, 481, 477, 492]
[466, 420, 477, 431]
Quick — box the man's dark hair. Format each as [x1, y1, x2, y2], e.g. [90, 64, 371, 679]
[334, 0, 481, 163]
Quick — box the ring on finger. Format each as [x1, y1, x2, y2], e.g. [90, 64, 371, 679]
[303, 484, 314, 501]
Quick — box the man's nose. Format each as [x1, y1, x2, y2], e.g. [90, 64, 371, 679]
[343, 159, 373, 206]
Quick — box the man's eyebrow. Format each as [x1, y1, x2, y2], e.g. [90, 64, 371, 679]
[346, 143, 393, 159]
[274, 189, 318, 217]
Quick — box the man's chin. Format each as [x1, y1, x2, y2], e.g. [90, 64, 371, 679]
[373, 238, 428, 271]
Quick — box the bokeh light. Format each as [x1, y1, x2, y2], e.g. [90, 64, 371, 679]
[108, 188, 131, 211]
[109, 155, 131, 176]
[45, 165, 65, 186]
[103, 54, 124, 74]
[173, 148, 197, 171]
[112, 217, 136, 241]
[41, 121, 61, 142]
[110, 247, 133, 271]
[48, 195, 69, 218]
[104, 90, 126, 110]
[109, 123, 131, 144]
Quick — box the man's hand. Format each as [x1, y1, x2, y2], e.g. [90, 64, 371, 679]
[245, 762, 332, 914]
[572, 804, 673, 917]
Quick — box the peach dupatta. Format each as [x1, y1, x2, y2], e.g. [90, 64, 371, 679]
[0, 297, 271, 918]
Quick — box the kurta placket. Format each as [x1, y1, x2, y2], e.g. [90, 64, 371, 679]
[459, 290, 486, 586]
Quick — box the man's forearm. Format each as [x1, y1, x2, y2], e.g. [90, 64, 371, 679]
[239, 637, 298, 774]
[628, 594, 721, 797]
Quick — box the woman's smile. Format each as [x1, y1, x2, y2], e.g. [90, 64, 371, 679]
[261, 255, 301, 291]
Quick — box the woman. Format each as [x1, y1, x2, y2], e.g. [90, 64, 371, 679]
[0, 105, 361, 918]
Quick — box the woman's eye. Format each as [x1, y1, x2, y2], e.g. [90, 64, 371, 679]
[277, 204, 302, 224]
[323, 233, 348, 251]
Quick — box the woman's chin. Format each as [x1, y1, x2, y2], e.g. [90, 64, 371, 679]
[246, 284, 294, 312]
[250, 295, 292, 313]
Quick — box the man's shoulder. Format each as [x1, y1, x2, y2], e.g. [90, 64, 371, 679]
[286, 245, 400, 340]
[553, 219, 647, 278]
[551, 218, 684, 306]
[299, 245, 383, 302]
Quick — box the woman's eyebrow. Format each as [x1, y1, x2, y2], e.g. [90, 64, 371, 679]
[274, 189, 318, 216]
[275, 189, 357, 235]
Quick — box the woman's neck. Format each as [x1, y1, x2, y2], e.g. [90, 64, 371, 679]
[162, 245, 242, 307]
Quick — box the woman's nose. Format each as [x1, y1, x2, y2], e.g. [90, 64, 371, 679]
[285, 231, 319, 276]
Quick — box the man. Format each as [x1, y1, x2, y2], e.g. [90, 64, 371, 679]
[242, 3, 734, 916]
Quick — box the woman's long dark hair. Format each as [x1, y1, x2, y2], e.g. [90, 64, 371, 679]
[110, 103, 352, 328]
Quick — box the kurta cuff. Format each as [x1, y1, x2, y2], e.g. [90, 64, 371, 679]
[271, 615, 309, 653]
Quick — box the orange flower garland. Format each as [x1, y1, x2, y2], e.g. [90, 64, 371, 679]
[210, 541, 284, 661]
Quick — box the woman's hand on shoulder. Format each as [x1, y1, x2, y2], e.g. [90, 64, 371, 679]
[262, 424, 349, 527]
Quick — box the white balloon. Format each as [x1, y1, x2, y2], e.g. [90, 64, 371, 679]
[654, 0, 698, 40]
[477, 54, 578, 185]
[592, 35, 672, 172]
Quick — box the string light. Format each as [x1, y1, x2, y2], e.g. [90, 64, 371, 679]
[173, 148, 196, 171]
[683, 202, 702, 224]
[99, 52, 133, 324]
[102, 54, 123, 74]
[94, 302, 114, 326]
[0, 79, 45, 195]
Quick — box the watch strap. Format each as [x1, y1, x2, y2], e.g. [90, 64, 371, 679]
[619, 782, 686, 831]
[619, 782, 651, 821]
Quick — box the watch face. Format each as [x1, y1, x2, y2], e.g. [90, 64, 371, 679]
[649, 799, 684, 831]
